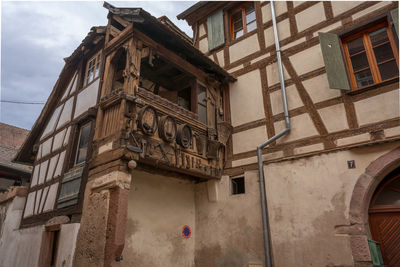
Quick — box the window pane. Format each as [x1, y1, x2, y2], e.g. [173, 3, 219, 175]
[354, 68, 374, 88]
[245, 3, 255, 13]
[247, 21, 257, 32]
[369, 27, 389, 46]
[198, 105, 207, 124]
[378, 60, 399, 81]
[246, 11, 256, 23]
[374, 188, 400, 206]
[86, 69, 93, 85]
[350, 52, 370, 72]
[95, 61, 100, 79]
[232, 10, 242, 22]
[234, 21, 243, 31]
[75, 124, 91, 165]
[198, 85, 206, 103]
[373, 43, 395, 63]
[234, 29, 244, 39]
[347, 37, 365, 55]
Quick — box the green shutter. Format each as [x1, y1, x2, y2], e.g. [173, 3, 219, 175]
[318, 32, 351, 91]
[390, 8, 399, 37]
[207, 10, 225, 51]
[57, 166, 84, 209]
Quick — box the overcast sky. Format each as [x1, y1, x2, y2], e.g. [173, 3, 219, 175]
[0, 1, 195, 130]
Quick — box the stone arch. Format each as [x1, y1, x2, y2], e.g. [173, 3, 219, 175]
[348, 146, 400, 264]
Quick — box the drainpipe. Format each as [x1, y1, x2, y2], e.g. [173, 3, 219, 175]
[257, 2, 291, 267]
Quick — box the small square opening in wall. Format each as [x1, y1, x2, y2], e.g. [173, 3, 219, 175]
[231, 177, 245, 195]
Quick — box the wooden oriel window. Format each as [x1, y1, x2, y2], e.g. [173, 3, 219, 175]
[230, 2, 256, 40]
[84, 52, 101, 86]
[342, 21, 399, 90]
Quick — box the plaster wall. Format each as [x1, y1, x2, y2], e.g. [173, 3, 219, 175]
[289, 44, 325, 75]
[229, 34, 260, 63]
[261, 1, 287, 24]
[303, 73, 341, 103]
[232, 126, 268, 154]
[270, 84, 303, 115]
[331, 1, 362, 17]
[275, 113, 318, 143]
[354, 89, 400, 126]
[0, 195, 80, 267]
[55, 223, 80, 267]
[264, 19, 291, 47]
[124, 170, 196, 267]
[74, 78, 100, 118]
[199, 37, 208, 54]
[0, 196, 42, 267]
[317, 103, 349, 133]
[229, 69, 265, 127]
[263, 141, 400, 267]
[295, 2, 325, 32]
[194, 173, 264, 267]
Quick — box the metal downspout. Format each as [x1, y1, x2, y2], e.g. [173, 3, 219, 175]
[258, 2, 291, 267]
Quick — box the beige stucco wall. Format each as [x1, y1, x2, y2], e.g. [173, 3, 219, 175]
[263, 141, 400, 266]
[56, 223, 80, 267]
[0, 195, 80, 267]
[229, 34, 260, 63]
[232, 126, 268, 154]
[354, 89, 400, 126]
[230, 69, 265, 127]
[194, 173, 264, 267]
[124, 170, 196, 267]
[0, 196, 42, 267]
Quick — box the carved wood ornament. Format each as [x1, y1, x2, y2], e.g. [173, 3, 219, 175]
[138, 105, 158, 135]
[158, 116, 177, 143]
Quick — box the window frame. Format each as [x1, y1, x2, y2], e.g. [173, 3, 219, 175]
[73, 122, 92, 167]
[84, 52, 102, 87]
[342, 21, 399, 90]
[231, 176, 245, 195]
[229, 2, 256, 41]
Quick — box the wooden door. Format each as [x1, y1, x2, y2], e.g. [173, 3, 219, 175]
[369, 172, 400, 266]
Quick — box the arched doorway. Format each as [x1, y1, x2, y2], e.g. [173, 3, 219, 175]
[368, 167, 400, 266]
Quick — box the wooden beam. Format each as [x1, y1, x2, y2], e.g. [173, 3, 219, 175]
[133, 29, 208, 83]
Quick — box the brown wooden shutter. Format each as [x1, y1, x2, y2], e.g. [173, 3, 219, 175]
[390, 8, 399, 37]
[207, 10, 225, 51]
[318, 32, 351, 90]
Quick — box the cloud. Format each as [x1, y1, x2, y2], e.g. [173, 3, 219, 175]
[1, 1, 195, 129]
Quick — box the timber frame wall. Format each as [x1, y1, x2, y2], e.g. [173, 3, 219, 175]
[185, 1, 400, 177]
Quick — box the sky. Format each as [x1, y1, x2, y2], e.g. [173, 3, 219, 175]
[0, 1, 195, 130]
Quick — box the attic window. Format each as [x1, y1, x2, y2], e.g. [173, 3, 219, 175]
[231, 177, 245, 195]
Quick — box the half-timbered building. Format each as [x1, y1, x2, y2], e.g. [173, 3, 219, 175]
[1, 1, 399, 267]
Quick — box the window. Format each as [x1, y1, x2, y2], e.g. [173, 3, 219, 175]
[342, 22, 399, 90]
[85, 52, 101, 86]
[74, 123, 91, 165]
[319, 11, 399, 91]
[230, 2, 256, 40]
[197, 84, 207, 124]
[231, 177, 245, 195]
